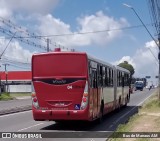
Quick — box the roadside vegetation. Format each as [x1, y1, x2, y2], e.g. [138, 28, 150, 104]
[0, 92, 31, 101]
[10, 93, 31, 97]
[0, 93, 14, 100]
[109, 90, 160, 141]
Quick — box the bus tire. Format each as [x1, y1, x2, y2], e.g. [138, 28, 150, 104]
[118, 97, 121, 111]
[124, 96, 128, 107]
[128, 93, 130, 102]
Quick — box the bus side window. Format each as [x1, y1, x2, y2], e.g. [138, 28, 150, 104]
[99, 65, 103, 87]
[105, 67, 108, 86]
[117, 70, 119, 87]
[93, 71, 98, 88]
[89, 68, 93, 88]
[122, 75, 124, 87]
[120, 72, 122, 86]
[108, 68, 110, 86]
[103, 66, 105, 87]
[125, 73, 129, 86]
[111, 69, 113, 87]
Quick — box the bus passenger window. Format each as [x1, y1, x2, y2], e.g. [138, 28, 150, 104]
[122, 76, 124, 87]
[93, 71, 97, 88]
[117, 71, 119, 87]
[103, 67, 105, 87]
[90, 69, 93, 88]
[109, 69, 111, 86]
[97, 65, 103, 87]
[105, 67, 108, 86]
[111, 69, 113, 86]
[120, 72, 122, 86]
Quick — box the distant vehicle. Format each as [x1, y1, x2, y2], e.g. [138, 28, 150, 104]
[31, 49, 130, 122]
[146, 81, 154, 90]
[135, 81, 144, 91]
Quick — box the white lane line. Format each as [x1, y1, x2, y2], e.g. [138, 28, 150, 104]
[17, 123, 44, 131]
[0, 110, 31, 118]
[137, 93, 153, 106]
[109, 93, 153, 128]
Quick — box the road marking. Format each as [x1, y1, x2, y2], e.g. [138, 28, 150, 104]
[109, 92, 153, 129]
[0, 110, 31, 118]
[17, 123, 44, 131]
[137, 92, 153, 106]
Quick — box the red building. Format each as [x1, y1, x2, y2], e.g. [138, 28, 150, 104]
[0, 71, 31, 93]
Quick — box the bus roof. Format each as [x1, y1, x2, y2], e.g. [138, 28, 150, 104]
[115, 65, 130, 74]
[32, 51, 87, 57]
[87, 54, 114, 69]
[32, 51, 129, 74]
[32, 51, 114, 68]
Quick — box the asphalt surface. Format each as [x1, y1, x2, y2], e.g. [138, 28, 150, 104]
[0, 88, 156, 141]
[0, 98, 31, 115]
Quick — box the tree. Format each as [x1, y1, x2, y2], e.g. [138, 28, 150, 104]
[118, 61, 135, 76]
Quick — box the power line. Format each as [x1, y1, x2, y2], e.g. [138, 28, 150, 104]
[0, 26, 49, 51]
[0, 17, 65, 51]
[0, 32, 17, 59]
[0, 23, 154, 39]
[2, 57, 31, 65]
[0, 23, 154, 38]
[6, 63, 31, 70]
[147, 0, 160, 100]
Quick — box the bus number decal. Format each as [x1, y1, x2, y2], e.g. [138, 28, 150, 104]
[67, 85, 72, 89]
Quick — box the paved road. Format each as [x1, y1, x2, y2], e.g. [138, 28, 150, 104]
[0, 98, 31, 115]
[0, 88, 156, 141]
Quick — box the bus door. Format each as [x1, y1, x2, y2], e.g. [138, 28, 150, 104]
[92, 70, 98, 119]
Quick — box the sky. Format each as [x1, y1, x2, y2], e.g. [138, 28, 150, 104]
[0, 0, 159, 85]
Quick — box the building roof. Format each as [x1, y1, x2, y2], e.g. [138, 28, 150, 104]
[0, 71, 31, 81]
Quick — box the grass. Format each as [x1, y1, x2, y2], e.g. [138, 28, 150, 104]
[0, 92, 31, 101]
[0, 93, 14, 100]
[139, 93, 160, 113]
[108, 90, 160, 141]
[10, 93, 31, 97]
[115, 114, 140, 132]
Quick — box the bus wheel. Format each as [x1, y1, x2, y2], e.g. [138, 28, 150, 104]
[118, 97, 121, 111]
[124, 97, 128, 107]
[128, 93, 130, 102]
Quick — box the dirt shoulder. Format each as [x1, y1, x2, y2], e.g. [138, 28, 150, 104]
[109, 89, 160, 141]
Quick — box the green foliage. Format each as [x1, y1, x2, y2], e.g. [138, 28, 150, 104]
[144, 99, 160, 109]
[118, 61, 135, 76]
[0, 93, 13, 101]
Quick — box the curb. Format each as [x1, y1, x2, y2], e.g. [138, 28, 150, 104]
[0, 105, 32, 116]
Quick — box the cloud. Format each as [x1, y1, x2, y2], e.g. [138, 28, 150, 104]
[0, 0, 59, 16]
[114, 56, 136, 68]
[0, 37, 33, 64]
[0, 8, 12, 19]
[115, 40, 158, 83]
[38, 11, 129, 48]
[145, 40, 158, 49]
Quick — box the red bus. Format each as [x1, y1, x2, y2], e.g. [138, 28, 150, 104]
[32, 49, 130, 121]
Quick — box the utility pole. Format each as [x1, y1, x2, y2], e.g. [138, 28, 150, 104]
[0, 32, 16, 93]
[0, 65, 1, 96]
[47, 38, 50, 52]
[158, 34, 160, 100]
[3, 64, 9, 93]
[123, 3, 160, 100]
